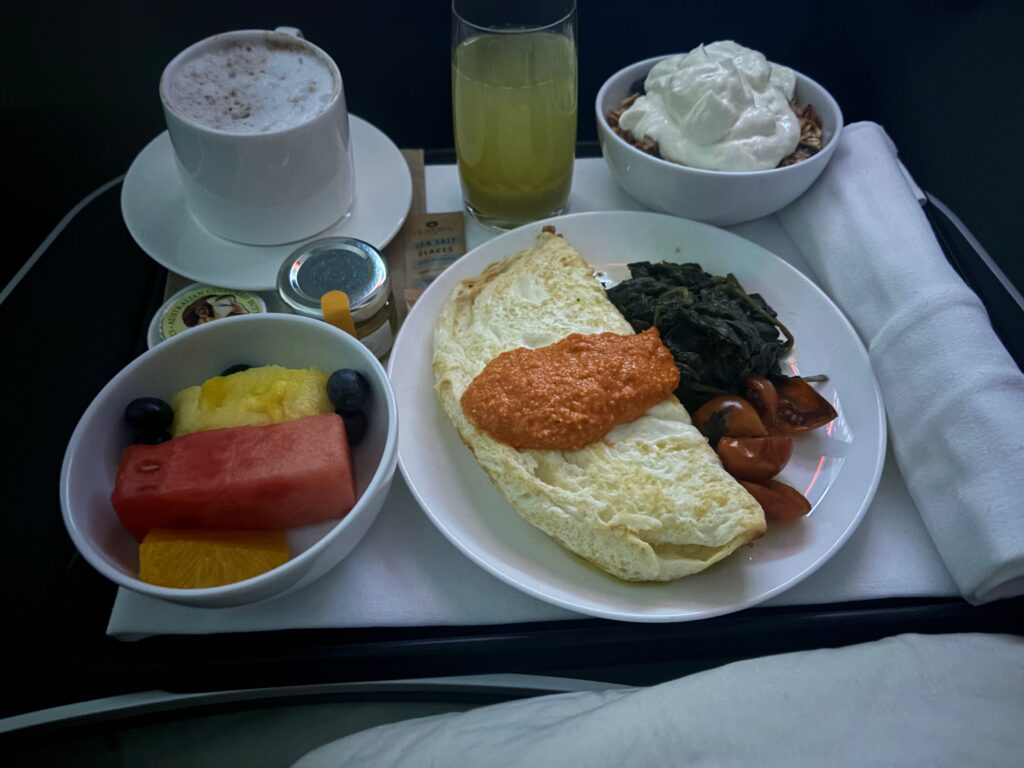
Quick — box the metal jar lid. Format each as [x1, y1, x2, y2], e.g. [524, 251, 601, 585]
[277, 237, 390, 323]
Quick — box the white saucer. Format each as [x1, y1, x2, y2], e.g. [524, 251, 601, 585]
[121, 115, 413, 291]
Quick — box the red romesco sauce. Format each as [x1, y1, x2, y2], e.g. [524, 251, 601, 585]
[461, 328, 680, 451]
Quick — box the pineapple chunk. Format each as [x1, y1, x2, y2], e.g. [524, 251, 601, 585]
[171, 365, 333, 436]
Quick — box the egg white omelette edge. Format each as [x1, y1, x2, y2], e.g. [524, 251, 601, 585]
[432, 229, 765, 581]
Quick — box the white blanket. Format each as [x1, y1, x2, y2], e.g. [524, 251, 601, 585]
[293, 633, 1024, 767]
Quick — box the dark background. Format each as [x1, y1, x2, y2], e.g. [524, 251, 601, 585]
[2, 0, 1022, 290]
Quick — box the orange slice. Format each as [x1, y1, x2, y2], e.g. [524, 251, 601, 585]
[139, 530, 290, 589]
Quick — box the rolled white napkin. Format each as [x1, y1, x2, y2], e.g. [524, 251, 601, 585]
[778, 122, 1024, 603]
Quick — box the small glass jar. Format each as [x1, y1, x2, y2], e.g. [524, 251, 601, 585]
[277, 237, 398, 358]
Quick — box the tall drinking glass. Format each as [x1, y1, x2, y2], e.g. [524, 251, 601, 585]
[451, 0, 578, 230]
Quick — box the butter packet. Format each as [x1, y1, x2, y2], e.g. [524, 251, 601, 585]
[149, 284, 266, 348]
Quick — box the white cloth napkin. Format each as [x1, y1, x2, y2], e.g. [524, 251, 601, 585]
[778, 122, 1024, 603]
[106, 461, 956, 639]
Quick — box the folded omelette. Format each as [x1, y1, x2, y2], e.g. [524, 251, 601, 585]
[432, 229, 766, 582]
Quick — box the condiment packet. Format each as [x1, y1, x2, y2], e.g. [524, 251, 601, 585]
[403, 212, 466, 309]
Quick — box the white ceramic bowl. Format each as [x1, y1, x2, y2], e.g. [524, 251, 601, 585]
[596, 55, 844, 225]
[60, 314, 398, 608]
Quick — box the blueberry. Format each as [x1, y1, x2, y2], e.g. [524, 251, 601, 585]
[221, 363, 252, 376]
[327, 369, 370, 412]
[124, 397, 173, 434]
[339, 409, 367, 445]
[132, 431, 172, 445]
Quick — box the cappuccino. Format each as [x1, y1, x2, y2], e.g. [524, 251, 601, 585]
[163, 34, 337, 134]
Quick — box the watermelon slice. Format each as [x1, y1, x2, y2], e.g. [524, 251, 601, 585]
[112, 413, 356, 541]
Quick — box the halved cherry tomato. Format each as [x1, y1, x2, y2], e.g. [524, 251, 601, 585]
[740, 479, 812, 521]
[743, 375, 782, 432]
[717, 435, 793, 482]
[774, 376, 838, 432]
[691, 395, 769, 445]
[744, 375, 837, 434]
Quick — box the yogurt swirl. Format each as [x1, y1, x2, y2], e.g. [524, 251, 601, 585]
[618, 41, 800, 172]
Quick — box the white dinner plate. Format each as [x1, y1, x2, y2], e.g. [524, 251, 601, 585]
[388, 211, 886, 622]
[121, 115, 412, 290]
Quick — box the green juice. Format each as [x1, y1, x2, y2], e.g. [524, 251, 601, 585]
[452, 32, 577, 225]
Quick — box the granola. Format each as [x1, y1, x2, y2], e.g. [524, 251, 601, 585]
[607, 92, 824, 169]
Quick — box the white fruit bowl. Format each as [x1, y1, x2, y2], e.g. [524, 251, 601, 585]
[596, 55, 843, 225]
[60, 313, 398, 608]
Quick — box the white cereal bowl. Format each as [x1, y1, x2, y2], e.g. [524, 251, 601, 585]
[60, 313, 398, 608]
[596, 55, 844, 225]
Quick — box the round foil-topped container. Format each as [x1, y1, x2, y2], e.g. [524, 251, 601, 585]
[148, 283, 267, 348]
[277, 237, 397, 358]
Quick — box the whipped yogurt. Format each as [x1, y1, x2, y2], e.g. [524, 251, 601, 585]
[618, 41, 800, 172]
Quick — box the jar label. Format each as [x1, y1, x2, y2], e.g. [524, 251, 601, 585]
[361, 315, 395, 358]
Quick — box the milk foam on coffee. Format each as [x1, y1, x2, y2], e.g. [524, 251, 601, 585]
[164, 35, 337, 134]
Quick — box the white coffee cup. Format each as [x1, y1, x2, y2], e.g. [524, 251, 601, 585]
[159, 28, 354, 246]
